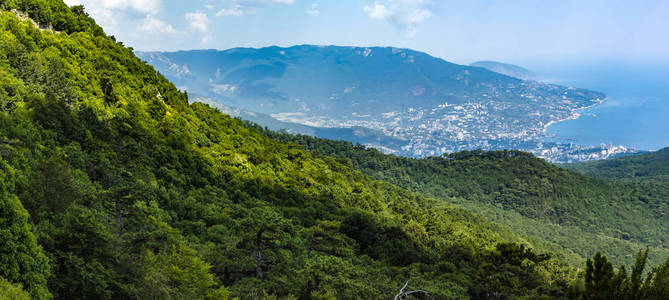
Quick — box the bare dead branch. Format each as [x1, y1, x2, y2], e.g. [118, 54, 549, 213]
[394, 279, 433, 300]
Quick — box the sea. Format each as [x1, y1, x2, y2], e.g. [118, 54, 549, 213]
[529, 60, 669, 151]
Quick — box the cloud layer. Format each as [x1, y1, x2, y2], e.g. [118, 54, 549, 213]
[186, 12, 209, 32]
[306, 3, 319, 16]
[364, 0, 433, 36]
[138, 14, 176, 34]
[216, 5, 244, 17]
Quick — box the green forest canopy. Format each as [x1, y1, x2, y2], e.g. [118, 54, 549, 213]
[564, 147, 669, 182]
[261, 128, 669, 269]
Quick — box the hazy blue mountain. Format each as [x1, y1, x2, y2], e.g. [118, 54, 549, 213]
[470, 60, 539, 80]
[137, 45, 626, 161]
[137, 46, 597, 119]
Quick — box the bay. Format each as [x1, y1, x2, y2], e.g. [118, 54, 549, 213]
[531, 60, 669, 151]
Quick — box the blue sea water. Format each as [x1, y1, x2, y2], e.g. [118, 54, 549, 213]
[529, 60, 669, 151]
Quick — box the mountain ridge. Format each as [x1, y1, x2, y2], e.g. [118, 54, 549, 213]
[137, 45, 638, 162]
[136, 44, 594, 118]
[470, 60, 539, 80]
[564, 147, 669, 182]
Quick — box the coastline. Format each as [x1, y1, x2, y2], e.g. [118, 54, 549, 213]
[542, 96, 609, 134]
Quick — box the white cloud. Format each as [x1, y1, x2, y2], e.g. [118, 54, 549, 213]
[88, 7, 118, 32]
[230, 0, 295, 6]
[185, 12, 209, 32]
[100, 0, 162, 14]
[216, 5, 244, 17]
[364, 2, 390, 19]
[363, 0, 433, 36]
[138, 14, 176, 34]
[66, 0, 162, 14]
[65, 0, 164, 37]
[306, 3, 319, 16]
[212, 0, 296, 17]
[210, 83, 237, 95]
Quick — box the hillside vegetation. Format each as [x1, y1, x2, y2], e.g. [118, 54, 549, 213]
[262, 130, 669, 268]
[565, 147, 669, 182]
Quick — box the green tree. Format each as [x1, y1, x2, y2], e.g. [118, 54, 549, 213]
[238, 206, 293, 280]
[623, 248, 649, 299]
[136, 243, 226, 300]
[304, 220, 353, 258]
[583, 252, 615, 299]
[297, 255, 384, 299]
[44, 205, 119, 299]
[0, 160, 51, 299]
[643, 257, 669, 299]
[0, 277, 31, 300]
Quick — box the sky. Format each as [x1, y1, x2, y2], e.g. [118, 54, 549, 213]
[62, 0, 669, 65]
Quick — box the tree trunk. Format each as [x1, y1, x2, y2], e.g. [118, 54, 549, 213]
[255, 230, 265, 279]
[115, 196, 122, 235]
[307, 232, 315, 258]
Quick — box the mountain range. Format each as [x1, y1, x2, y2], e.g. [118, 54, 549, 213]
[137, 46, 638, 162]
[470, 60, 539, 80]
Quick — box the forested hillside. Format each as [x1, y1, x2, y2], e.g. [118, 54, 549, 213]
[0, 1, 578, 299]
[262, 130, 669, 268]
[1, 1, 669, 299]
[565, 147, 669, 182]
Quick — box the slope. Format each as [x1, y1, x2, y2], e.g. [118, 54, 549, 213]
[262, 130, 669, 268]
[470, 61, 538, 80]
[0, 2, 575, 299]
[564, 147, 669, 182]
[192, 94, 410, 153]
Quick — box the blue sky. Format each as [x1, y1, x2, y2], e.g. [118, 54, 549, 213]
[63, 0, 669, 65]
